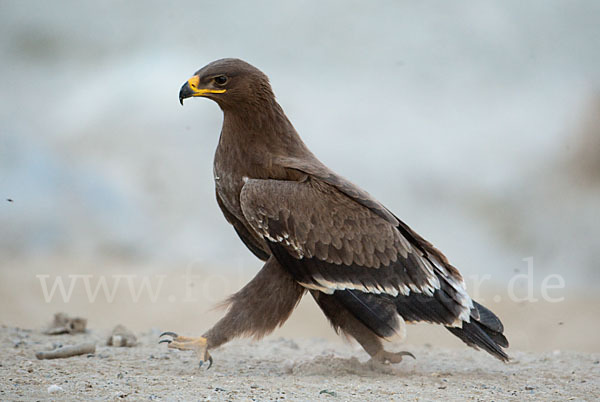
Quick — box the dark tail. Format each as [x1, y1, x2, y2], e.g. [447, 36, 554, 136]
[334, 289, 510, 361]
[334, 290, 401, 338]
[445, 301, 509, 361]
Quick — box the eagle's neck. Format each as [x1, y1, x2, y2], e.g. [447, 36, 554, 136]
[217, 99, 312, 179]
[213, 98, 312, 221]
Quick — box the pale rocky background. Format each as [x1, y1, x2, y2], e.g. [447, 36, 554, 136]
[1, 1, 599, 399]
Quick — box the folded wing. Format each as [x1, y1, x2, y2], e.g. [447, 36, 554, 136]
[240, 176, 474, 326]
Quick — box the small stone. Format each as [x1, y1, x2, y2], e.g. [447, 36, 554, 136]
[525, 386, 535, 391]
[283, 359, 295, 374]
[44, 312, 87, 335]
[107, 325, 137, 347]
[48, 384, 63, 394]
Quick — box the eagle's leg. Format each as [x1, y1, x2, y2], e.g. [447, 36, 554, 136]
[159, 332, 212, 368]
[371, 349, 415, 364]
[160, 256, 305, 367]
[311, 291, 414, 364]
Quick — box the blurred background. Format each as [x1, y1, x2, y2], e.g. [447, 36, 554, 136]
[1, 1, 599, 352]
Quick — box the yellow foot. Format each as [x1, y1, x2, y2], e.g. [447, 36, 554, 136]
[159, 331, 213, 369]
[371, 349, 416, 364]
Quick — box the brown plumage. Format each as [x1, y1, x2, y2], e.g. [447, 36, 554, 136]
[160, 58, 509, 367]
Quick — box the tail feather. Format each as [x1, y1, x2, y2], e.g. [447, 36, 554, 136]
[332, 289, 510, 362]
[334, 290, 400, 338]
[446, 301, 509, 361]
[472, 300, 504, 333]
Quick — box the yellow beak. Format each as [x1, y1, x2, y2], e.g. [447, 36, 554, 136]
[179, 76, 226, 105]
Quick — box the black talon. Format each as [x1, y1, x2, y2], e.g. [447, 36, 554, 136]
[198, 356, 213, 369]
[159, 331, 178, 338]
[401, 351, 416, 360]
[158, 339, 172, 344]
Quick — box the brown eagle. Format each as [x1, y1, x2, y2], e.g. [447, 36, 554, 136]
[160, 58, 508, 368]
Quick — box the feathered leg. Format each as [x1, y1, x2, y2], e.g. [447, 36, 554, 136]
[160, 256, 305, 367]
[311, 291, 414, 364]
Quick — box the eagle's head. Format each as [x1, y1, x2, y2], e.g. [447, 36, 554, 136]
[179, 58, 274, 111]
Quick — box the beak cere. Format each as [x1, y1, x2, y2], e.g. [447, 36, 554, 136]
[178, 75, 226, 105]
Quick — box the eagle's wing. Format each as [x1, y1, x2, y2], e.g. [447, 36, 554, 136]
[240, 176, 475, 327]
[216, 191, 270, 261]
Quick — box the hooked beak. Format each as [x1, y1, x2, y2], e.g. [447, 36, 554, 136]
[179, 76, 226, 105]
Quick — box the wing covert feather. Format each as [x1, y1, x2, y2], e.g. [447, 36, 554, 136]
[240, 177, 473, 323]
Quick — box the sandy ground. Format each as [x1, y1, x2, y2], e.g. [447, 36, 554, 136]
[1, 326, 599, 401]
[2, 257, 599, 353]
[1, 257, 599, 400]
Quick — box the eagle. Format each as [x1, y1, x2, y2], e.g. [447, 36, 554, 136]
[159, 58, 508, 368]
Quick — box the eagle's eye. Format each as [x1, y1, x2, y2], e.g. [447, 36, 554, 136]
[214, 75, 228, 86]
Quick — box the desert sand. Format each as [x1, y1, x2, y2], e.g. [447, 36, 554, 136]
[2, 326, 599, 401]
[1, 257, 599, 400]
